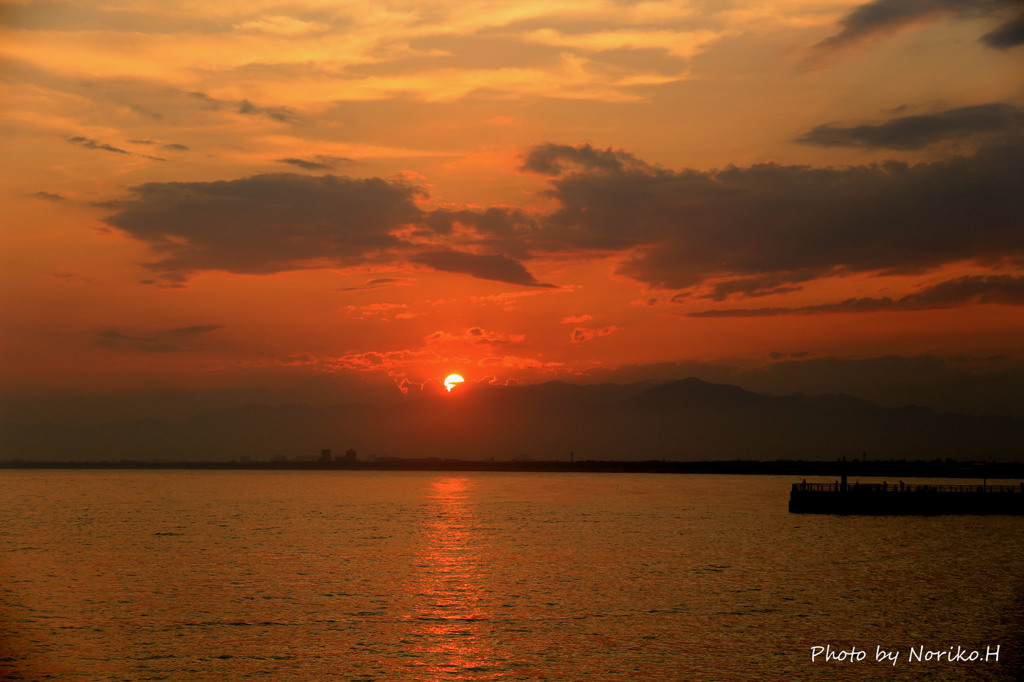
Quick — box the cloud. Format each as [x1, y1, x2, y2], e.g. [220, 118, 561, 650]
[423, 207, 541, 260]
[101, 173, 547, 287]
[981, 13, 1024, 48]
[810, 0, 1023, 55]
[337, 277, 409, 292]
[0, 0, 237, 33]
[66, 135, 165, 161]
[103, 140, 1023, 293]
[560, 314, 593, 324]
[95, 325, 223, 353]
[427, 327, 524, 346]
[102, 173, 424, 278]
[570, 326, 620, 343]
[686, 275, 1024, 317]
[796, 103, 1024, 150]
[277, 156, 351, 171]
[697, 272, 811, 301]
[520, 143, 648, 175]
[66, 135, 130, 155]
[128, 139, 189, 152]
[34, 191, 66, 202]
[235, 15, 330, 36]
[345, 303, 408, 320]
[411, 250, 555, 288]
[533, 138, 1024, 291]
[237, 99, 299, 124]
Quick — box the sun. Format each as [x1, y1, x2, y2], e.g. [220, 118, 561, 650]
[443, 374, 465, 392]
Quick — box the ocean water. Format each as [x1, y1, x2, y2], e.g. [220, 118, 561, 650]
[0, 470, 1021, 681]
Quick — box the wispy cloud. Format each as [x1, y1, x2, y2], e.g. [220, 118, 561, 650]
[796, 103, 1024, 150]
[276, 156, 351, 171]
[570, 326, 621, 343]
[66, 135, 164, 160]
[808, 0, 1023, 58]
[411, 250, 555, 288]
[685, 275, 1024, 317]
[95, 324, 223, 352]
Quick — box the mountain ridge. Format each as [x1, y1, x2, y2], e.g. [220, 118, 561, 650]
[2, 378, 1021, 462]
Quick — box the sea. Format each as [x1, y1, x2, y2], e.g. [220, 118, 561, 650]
[1, 470, 1021, 681]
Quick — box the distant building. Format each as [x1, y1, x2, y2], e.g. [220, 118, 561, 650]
[320, 449, 332, 463]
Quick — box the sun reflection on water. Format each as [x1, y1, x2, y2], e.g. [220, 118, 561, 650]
[403, 477, 501, 679]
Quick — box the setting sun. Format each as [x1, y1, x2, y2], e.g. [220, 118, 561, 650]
[444, 374, 465, 392]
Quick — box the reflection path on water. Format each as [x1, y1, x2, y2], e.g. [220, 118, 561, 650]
[403, 477, 502, 679]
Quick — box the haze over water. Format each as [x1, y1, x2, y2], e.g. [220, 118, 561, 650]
[1, 471, 1022, 680]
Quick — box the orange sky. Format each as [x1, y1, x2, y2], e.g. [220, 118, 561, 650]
[1, 0, 1022, 412]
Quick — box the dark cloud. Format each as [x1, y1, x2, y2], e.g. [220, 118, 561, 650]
[336, 277, 408, 292]
[188, 91, 222, 108]
[699, 271, 813, 300]
[796, 103, 1024, 150]
[520, 143, 648, 175]
[277, 156, 351, 171]
[66, 136, 130, 155]
[131, 140, 191, 151]
[569, 326, 619, 343]
[66, 135, 165, 161]
[411, 250, 555, 288]
[423, 207, 540, 259]
[570, 328, 595, 343]
[811, 0, 1022, 53]
[898, 273, 1024, 306]
[129, 104, 163, 120]
[104, 139, 1023, 291]
[238, 99, 299, 124]
[95, 325, 223, 353]
[184, 91, 299, 124]
[534, 138, 1024, 290]
[102, 173, 424, 278]
[981, 13, 1024, 47]
[686, 275, 1024, 317]
[102, 172, 551, 287]
[33, 191, 66, 202]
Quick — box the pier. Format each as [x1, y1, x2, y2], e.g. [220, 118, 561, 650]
[789, 481, 1024, 515]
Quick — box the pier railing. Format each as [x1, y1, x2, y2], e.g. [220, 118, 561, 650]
[792, 482, 1023, 494]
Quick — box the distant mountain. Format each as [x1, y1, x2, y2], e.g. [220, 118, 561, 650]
[2, 379, 1022, 462]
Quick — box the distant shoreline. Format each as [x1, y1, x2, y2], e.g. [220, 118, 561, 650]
[2, 458, 1022, 478]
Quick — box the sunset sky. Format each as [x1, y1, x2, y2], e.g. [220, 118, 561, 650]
[2, 0, 1023, 423]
